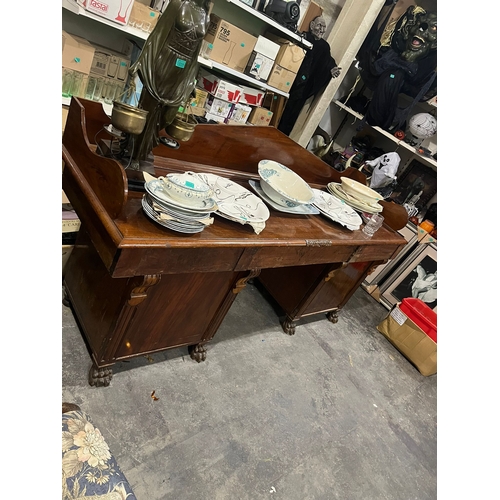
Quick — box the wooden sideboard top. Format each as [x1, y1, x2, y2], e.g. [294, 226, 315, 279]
[62, 98, 406, 277]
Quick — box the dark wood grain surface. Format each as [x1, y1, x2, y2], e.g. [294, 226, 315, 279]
[62, 98, 406, 382]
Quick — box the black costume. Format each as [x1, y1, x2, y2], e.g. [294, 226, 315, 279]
[278, 31, 337, 136]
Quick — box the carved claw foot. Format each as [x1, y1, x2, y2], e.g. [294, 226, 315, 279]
[88, 364, 113, 387]
[189, 344, 207, 363]
[281, 316, 296, 336]
[327, 310, 339, 324]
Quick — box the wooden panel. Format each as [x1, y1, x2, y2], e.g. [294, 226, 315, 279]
[258, 263, 329, 316]
[302, 261, 373, 315]
[115, 270, 237, 359]
[63, 229, 137, 363]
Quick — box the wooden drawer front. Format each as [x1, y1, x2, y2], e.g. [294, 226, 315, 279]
[112, 247, 244, 277]
[349, 244, 403, 263]
[238, 245, 356, 271]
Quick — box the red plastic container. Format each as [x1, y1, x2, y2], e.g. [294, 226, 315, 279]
[399, 298, 437, 343]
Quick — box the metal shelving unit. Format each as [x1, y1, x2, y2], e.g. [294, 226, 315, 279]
[332, 99, 437, 170]
[62, 0, 292, 104]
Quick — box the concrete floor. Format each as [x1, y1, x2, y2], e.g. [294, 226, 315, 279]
[62, 283, 437, 500]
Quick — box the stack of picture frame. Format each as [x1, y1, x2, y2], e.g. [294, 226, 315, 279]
[379, 242, 437, 312]
[362, 223, 419, 290]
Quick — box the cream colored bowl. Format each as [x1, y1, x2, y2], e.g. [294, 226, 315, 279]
[340, 177, 383, 204]
[258, 160, 314, 208]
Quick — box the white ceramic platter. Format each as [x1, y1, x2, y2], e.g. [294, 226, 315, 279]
[249, 180, 320, 215]
[141, 197, 205, 233]
[312, 189, 362, 230]
[327, 183, 383, 214]
[145, 179, 217, 214]
[194, 173, 270, 224]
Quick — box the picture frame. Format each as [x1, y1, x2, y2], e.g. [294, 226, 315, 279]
[363, 223, 419, 286]
[389, 159, 437, 210]
[380, 243, 437, 311]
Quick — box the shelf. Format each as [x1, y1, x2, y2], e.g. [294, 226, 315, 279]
[62, 96, 113, 116]
[225, 0, 312, 49]
[333, 99, 437, 169]
[62, 0, 148, 40]
[198, 56, 289, 97]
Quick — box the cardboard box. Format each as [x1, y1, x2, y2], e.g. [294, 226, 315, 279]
[239, 85, 264, 107]
[205, 95, 233, 119]
[377, 305, 437, 376]
[253, 35, 281, 60]
[197, 70, 242, 103]
[78, 0, 136, 26]
[62, 218, 82, 233]
[90, 45, 131, 81]
[203, 14, 257, 72]
[248, 106, 273, 126]
[298, 1, 323, 33]
[267, 64, 297, 92]
[128, 2, 161, 33]
[226, 103, 252, 124]
[275, 42, 306, 73]
[264, 32, 306, 73]
[244, 51, 275, 81]
[62, 31, 96, 75]
[262, 91, 287, 127]
[191, 106, 206, 117]
[190, 88, 209, 109]
[417, 226, 436, 244]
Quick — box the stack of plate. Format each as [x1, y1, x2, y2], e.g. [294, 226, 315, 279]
[142, 178, 217, 234]
[312, 188, 362, 230]
[327, 182, 383, 214]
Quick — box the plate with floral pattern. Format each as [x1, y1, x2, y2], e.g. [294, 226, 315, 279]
[194, 173, 270, 224]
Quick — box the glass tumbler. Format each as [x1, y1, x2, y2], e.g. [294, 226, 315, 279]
[62, 68, 74, 97]
[362, 213, 384, 237]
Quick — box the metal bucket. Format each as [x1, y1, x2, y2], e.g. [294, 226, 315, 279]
[111, 101, 149, 135]
[166, 113, 197, 142]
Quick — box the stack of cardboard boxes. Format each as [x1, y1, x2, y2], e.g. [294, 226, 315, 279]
[62, 31, 96, 99]
[196, 12, 310, 127]
[265, 33, 306, 93]
[62, 30, 132, 104]
[244, 36, 281, 83]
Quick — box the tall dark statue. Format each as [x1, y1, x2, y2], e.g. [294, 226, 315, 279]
[127, 0, 211, 167]
[277, 16, 341, 136]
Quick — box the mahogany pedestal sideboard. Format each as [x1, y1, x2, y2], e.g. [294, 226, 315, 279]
[62, 98, 405, 386]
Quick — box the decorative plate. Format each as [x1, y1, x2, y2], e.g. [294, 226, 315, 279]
[145, 179, 217, 214]
[249, 180, 320, 215]
[141, 196, 205, 233]
[194, 173, 270, 224]
[312, 189, 362, 230]
[327, 183, 383, 214]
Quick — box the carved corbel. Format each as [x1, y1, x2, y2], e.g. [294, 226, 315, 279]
[324, 246, 364, 282]
[128, 274, 162, 305]
[232, 268, 261, 294]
